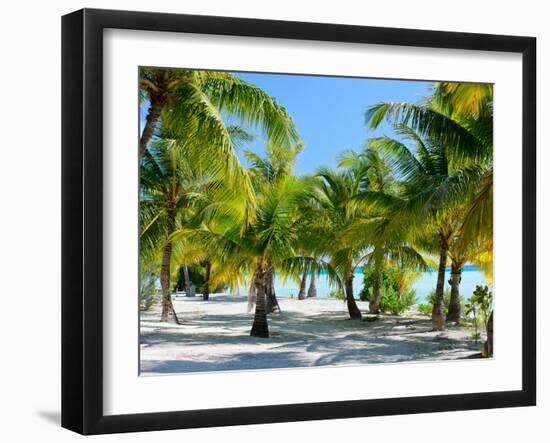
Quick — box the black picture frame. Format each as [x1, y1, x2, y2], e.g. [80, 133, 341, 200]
[61, 8, 537, 435]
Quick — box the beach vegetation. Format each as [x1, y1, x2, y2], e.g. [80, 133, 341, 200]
[139, 69, 493, 357]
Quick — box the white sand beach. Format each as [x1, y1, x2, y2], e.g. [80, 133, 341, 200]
[140, 294, 484, 375]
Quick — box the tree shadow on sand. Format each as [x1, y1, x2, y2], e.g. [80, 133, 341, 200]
[140, 303, 481, 375]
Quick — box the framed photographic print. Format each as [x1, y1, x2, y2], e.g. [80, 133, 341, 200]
[61, 8, 536, 435]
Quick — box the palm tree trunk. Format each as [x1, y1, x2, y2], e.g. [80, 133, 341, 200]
[202, 260, 211, 301]
[307, 271, 317, 298]
[369, 256, 382, 314]
[345, 273, 362, 319]
[297, 269, 307, 300]
[183, 264, 192, 297]
[250, 266, 270, 338]
[432, 233, 449, 330]
[485, 311, 494, 357]
[266, 268, 280, 313]
[446, 261, 463, 324]
[139, 94, 165, 158]
[160, 208, 179, 323]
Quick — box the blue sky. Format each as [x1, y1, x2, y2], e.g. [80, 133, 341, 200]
[234, 72, 433, 175]
[140, 71, 434, 175]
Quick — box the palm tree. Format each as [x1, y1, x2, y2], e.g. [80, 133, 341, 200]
[140, 137, 200, 322]
[338, 146, 421, 314]
[175, 176, 314, 337]
[246, 177, 315, 335]
[365, 83, 492, 329]
[244, 142, 304, 310]
[292, 192, 329, 301]
[446, 224, 494, 324]
[435, 82, 494, 252]
[315, 166, 371, 319]
[139, 68, 300, 159]
[307, 271, 317, 298]
[140, 121, 250, 322]
[363, 124, 483, 329]
[297, 266, 308, 300]
[341, 213, 429, 314]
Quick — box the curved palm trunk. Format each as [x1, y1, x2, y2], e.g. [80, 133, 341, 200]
[160, 208, 179, 323]
[446, 260, 463, 324]
[345, 273, 362, 319]
[250, 265, 270, 338]
[266, 268, 280, 313]
[297, 269, 307, 300]
[432, 233, 449, 330]
[369, 256, 382, 314]
[307, 272, 317, 298]
[139, 94, 166, 158]
[202, 260, 211, 301]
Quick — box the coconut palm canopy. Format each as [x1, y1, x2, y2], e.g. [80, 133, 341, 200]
[139, 68, 494, 366]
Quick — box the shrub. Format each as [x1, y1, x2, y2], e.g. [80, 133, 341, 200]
[359, 263, 418, 315]
[379, 286, 417, 315]
[140, 272, 159, 311]
[464, 285, 493, 343]
[359, 264, 399, 302]
[400, 288, 418, 308]
[328, 289, 346, 300]
[417, 303, 432, 317]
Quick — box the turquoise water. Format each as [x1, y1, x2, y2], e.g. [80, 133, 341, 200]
[272, 265, 488, 304]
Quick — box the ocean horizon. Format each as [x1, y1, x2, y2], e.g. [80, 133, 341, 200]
[270, 265, 488, 304]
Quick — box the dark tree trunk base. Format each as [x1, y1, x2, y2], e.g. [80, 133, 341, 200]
[345, 274, 362, 320]
[431, 313, 445, 331]
[347, 303, 363, 319]
[250, 322, 270, 338]
[202, 260, 211, 301]
[369, 301, 380, 315]
[160, 295, 180, 324]
[250, 266, 270, 338]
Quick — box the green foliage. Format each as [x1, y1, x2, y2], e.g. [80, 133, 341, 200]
[140, 272, 159, 311]
[417, 303, 433, 317]
[417, 287, 454, 317]
[464, 285, 493, 342]
[400, 289, 418, 309]
[328, 289, 346, 301]
[360, 263, 417, 314]
[360, 264, 398, 301]
[175, 264, 212, 293]
[138, 69, 494, 333]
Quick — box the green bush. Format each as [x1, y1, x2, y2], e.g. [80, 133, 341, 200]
[359, 263, 417, 315]
[400, 288, 418, 308]
[417, 303, 433, 317]
[140, 272, 159, 310]
[328, 289, 346, 300]
[464, 285, 493, 343]
[379, 287, 417, 315]
[359, 264, 399, 302]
